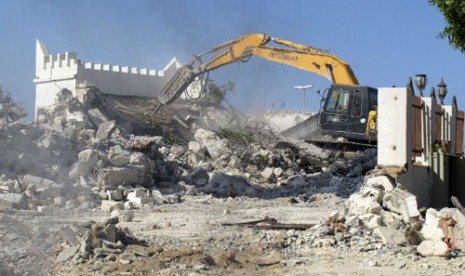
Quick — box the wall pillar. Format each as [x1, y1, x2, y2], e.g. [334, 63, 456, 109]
[377, 87, 412, 167]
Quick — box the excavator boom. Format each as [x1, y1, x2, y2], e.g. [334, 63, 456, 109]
[157, 33, 358, 105]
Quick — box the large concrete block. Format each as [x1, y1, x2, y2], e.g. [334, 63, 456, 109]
[417, 240, 449, 257]
[348, 193, 382, 216]
[98, 166, 152, 188]
[108, 145, 131, 167]
[365, 175, 395, 192]
[87, 108, 109, 127]
[383, 187, 420, 223]
[194, 129, 232, 159]
[421, 208, 444, 241]
[127, 190, 153, 207]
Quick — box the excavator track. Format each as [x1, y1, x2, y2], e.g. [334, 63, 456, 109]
[281, 114, 375, 151]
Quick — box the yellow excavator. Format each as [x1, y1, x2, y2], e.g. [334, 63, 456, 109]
[157, 33, 377, 145]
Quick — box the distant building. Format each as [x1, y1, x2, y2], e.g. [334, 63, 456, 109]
[33, 39, 182, 120]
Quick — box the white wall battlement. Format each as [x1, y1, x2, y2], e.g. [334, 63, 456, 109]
[33, 39, 182, 119]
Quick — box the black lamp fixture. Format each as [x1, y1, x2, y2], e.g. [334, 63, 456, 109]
[437, 78, 447, 105]
[415, 74, 427, 96]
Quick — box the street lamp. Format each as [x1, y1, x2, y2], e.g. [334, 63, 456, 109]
[293, 84, 313, 111]
[415, 74, 427, 96]
[437, 78, 447, 105]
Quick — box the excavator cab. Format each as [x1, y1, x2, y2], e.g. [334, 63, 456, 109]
[318, 84, 377, 143]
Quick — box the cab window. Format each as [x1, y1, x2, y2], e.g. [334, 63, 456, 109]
[351, 90, 362, 116]
[326, 89, 350, 113]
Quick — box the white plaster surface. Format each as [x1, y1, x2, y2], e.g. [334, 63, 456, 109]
[33, 39, 182, 120]
[377, 87, 411, 167]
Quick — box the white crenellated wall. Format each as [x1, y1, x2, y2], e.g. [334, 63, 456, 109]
[33, 39, 183, 119]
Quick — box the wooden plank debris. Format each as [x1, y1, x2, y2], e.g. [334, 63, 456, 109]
[221, 217, 315, 231]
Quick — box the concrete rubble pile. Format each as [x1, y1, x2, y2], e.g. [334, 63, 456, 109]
[290, 175, 422, 250]
[0, 84, 395, 215]
[3, 83, 465, 266]
[183, 128, 377, 198]
[55, 216, 147, 263]
[280, 174, 465, 259]
[417, 207, 465, 257]
[0, 83, 382, 215]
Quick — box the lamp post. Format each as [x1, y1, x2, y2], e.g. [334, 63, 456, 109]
[437, 78, 447, 105]
[293, 84, 313, 111]
[415, 74, 427, 96]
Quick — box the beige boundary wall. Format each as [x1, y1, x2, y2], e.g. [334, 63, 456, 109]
[377, 83, 464, 208]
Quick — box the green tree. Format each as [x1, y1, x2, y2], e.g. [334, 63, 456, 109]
[429, 0, 465, 53]
[203, 79, 234, 105]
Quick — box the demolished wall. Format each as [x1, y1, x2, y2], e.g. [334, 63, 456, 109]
[33, 39, 182, 120]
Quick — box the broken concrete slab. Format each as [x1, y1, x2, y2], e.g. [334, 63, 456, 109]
[421, 208, 445, 241]
[129, 136, 163, 151]
[202, 173, 258, 198]
[348, 193, 382, 216]
[261, 167, 277, 183]
[365, 175, 395, 192]
[437, 208, 465, 251]
[95, 120, 116, 142]
[22, 174, 56, 189]
[383, 187, 420, 223]
[69, 149, 99, 180]
[417, 240, 449, 257]
[374, 226, 406, 248]
[108, 145, 132, 167]
[97, 166, 153, 188]
[187, 141, 207, 164]
[127, 191, 153, 207]
[194, 128, 232, 159]
[56, 246, 79, 263]
[87, 108, 109, 127]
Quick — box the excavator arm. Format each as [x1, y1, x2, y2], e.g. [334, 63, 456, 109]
[157, 33, 359, 105]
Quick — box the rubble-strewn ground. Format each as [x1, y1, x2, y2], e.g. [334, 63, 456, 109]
[1, 83, 465, 275]
[2, 196, 464, 276]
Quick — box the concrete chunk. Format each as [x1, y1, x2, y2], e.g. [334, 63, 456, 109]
[56, 246, 79, 262]
[383, 187, 420, 223]
[348, 193, 382, 216]
[95, 120, 116, 142]
[374, 226, 406, 247]
[87, 108, 109, 127]
[111, 209, 134, 222]
[421, 208, 444, 241]
[101, 200, 123, 212]
[417, 240, 449, 257]
[127, 191, 153, 207]
[108, 145, 131, 167]
[365, 175, 395, 192]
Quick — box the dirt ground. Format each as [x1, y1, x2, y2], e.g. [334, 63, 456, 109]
[1, 194, 464, 276]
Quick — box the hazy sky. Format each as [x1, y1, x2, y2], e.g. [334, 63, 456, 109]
[1, 0, 464, 118]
